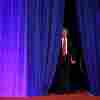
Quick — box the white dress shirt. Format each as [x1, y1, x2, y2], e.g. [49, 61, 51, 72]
[61, 37, 68, 55]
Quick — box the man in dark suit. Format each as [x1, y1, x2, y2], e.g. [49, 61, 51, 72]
[60, 28, 76, 65]
[59, 28, 77, 92]
[48, 28, 81, 94]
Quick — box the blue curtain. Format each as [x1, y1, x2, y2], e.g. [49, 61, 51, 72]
[27, 0, 64, 96]
[0, 0, 27, 96]
[76, 0, 98, 95]
[96, 8, 100, 95]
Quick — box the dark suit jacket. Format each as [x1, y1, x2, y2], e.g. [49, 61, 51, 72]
[58, 36, 77, 64]
[58, 38, 70, 64]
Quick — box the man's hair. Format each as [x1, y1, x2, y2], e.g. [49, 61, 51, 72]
[63, 28, 70, 38]
[60, 28, 70, 39]
[63, 28, 69, 33]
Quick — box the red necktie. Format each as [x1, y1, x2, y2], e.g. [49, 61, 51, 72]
[63, 37, 67, 56]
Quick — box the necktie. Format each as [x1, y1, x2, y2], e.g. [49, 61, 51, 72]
[63, 37, 67, 56]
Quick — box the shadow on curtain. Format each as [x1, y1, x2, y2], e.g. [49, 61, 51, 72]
[27, 0, 64, 96]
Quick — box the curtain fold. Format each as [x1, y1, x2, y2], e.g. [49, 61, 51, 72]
[0, 0, 27, 96]
[27, 0, 64, 96]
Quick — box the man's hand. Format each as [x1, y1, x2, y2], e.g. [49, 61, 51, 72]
[71, 56, 76, 64]
[71, 60, 76, 64]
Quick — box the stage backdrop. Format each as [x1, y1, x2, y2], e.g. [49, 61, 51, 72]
[27, 0, 64, 96]
[0, 0, 27, 96]
[0, 0, 64, 96]
[76, 0, 98, 95]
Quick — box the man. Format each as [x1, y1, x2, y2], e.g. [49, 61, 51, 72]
[61, 28, 83, 92]
[48, 28, 78, 94]
[61, 28, 76, 64]
[58, 28, 78, 92]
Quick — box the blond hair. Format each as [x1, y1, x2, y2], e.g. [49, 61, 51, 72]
[63, 28, 69, 33]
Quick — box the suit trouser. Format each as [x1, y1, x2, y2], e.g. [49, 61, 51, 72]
[60, 55, 71, 91]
